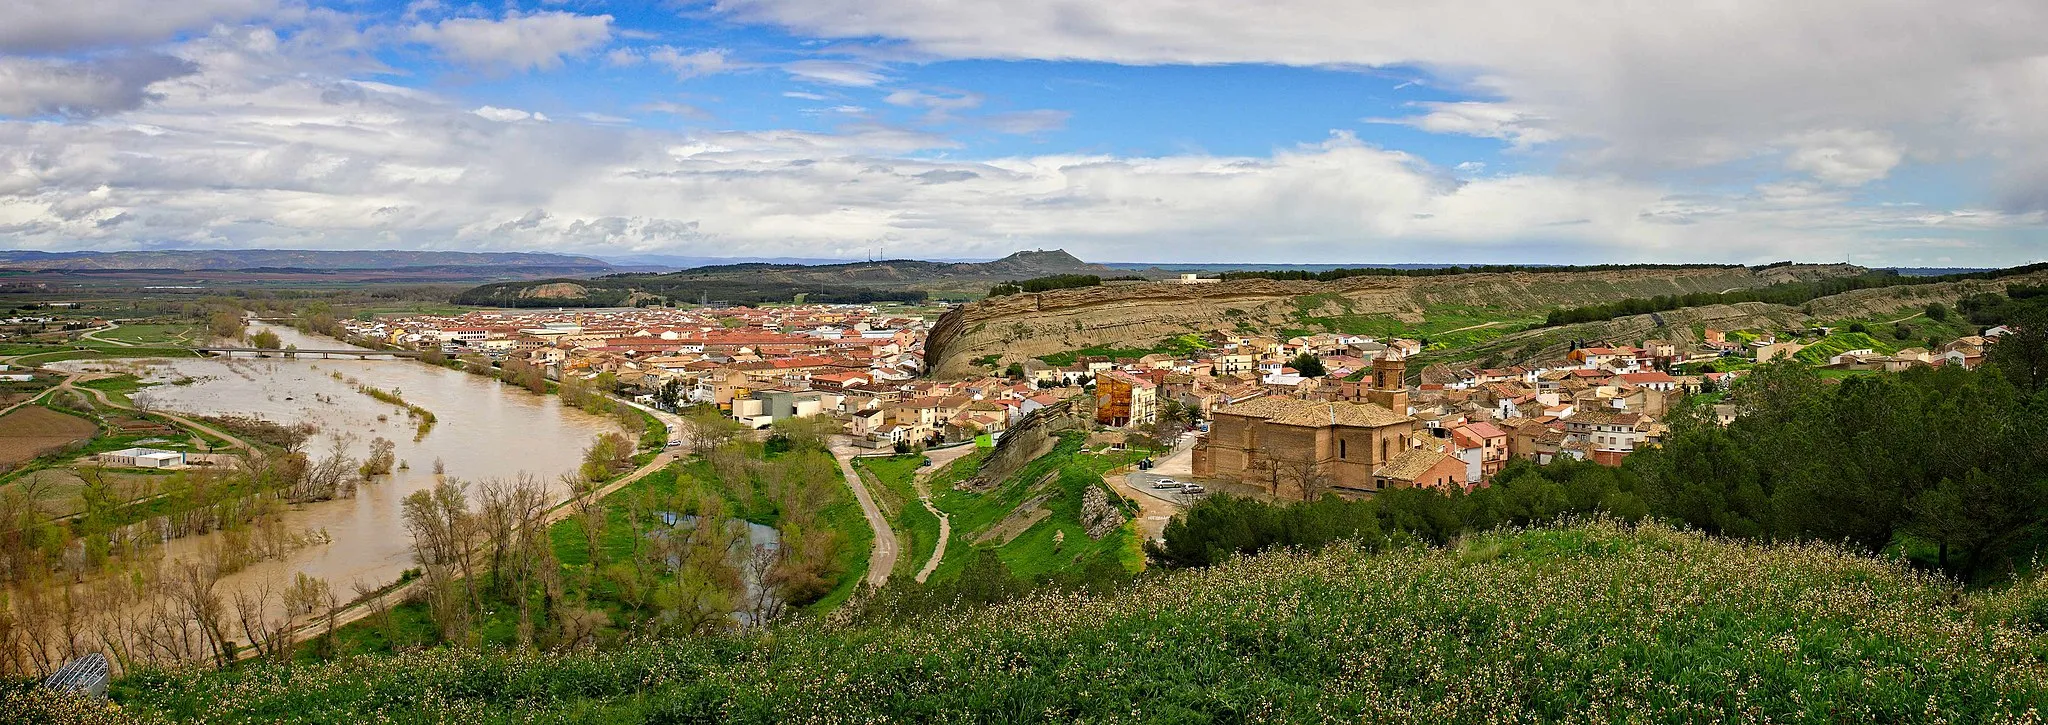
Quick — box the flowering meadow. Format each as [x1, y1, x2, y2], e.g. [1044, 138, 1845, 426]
[34, 518, 2048, 723]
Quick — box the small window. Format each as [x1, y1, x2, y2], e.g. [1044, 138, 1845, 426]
[1339, 439, 1347, 459]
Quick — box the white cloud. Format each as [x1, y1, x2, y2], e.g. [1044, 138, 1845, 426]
[714, 0, 2048, 205]
[1378, 102, 1559, 149]
[473, 105, 548, 123]
[884, 89, 982, 111]
[0, 54, 199, 117]
[610, 46, 733, 79]
[1780, 129, 1904, 187]
[409, 11, 614, 71]
[782, 60, 886, 87]
[980, 109, 1069, 135]
[4, 59, 2033, 265]
[1, 0, 275, 53]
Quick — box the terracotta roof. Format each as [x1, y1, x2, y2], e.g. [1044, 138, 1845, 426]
[1216, 397, 1411, 428]
[1375, 448, 1453, 481]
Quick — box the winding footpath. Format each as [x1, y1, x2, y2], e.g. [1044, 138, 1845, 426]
[831, 441, 899, 589]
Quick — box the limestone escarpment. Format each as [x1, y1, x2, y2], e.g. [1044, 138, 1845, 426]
[925, 265, 1867, 378]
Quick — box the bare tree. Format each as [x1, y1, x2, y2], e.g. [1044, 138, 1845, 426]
[164, 556, 232, 668]
[1272, 457, 1333, 502]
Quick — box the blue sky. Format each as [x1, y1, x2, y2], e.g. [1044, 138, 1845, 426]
[2, 0, 2046, 266]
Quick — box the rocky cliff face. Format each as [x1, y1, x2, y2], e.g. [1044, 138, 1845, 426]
[924, 265, 1866, 378]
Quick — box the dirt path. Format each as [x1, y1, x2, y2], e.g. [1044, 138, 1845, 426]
[907, 444, 982, 583]
[832, 441, 898, 589]
[63, 377, 250, 451]
[1438, 320, 1503, 335]
[1883, 311, 1926, 325]
[78, 324, 134, 347]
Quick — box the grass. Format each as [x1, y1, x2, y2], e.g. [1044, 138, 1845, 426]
[96, 519, 2048, 723]
[1288, 301, 1546, 351]
[1034, 333, 1211, 366]
[926, 434, 1148, 583]
[8, 346, 196, 367]
[95, 324, 204, 346]
[1791, 331, 1895, 364]
[75, 374, 149, 407]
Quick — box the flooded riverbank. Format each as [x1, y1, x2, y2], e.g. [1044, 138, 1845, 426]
[49, 323, 621, 613]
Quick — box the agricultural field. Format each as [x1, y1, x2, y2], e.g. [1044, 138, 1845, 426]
[92, 323, 205, 346]
[96, 519, 2048, 723]
[0, 405, 97, 467]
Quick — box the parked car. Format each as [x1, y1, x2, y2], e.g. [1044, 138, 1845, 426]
[1151, 478, 1181, 490]
[1179, 483, 1206, 494]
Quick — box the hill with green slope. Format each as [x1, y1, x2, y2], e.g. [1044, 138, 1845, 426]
[55, 520, 2048, 723]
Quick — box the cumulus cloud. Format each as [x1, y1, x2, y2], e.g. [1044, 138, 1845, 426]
[0, 54, 199, 117]
[1780, 129, 1904, 187]
[713, 0, 2048, 194]
[410, 11, 614, 71]
[3, 59, 2031, 265]
[1, 0, 275, 53]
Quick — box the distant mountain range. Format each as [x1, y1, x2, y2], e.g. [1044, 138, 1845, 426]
[0, 249, 614, 272]
[455, 249, 1123, 307]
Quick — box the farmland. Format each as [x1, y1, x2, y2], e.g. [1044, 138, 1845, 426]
[0, 405, 97, 467]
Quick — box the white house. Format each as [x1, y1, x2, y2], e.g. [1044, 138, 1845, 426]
[98, 447, 185, 468]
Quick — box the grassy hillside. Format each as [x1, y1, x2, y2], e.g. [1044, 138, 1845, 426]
[67, 520, 2048, 723]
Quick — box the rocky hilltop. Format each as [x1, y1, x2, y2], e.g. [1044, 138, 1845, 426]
[923, 264, 1864, 377]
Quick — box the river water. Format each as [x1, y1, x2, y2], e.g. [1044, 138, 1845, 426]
[50, 323, 620, 610]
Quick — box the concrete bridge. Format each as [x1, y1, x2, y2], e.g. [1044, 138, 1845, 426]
[192, 347, 421, 359]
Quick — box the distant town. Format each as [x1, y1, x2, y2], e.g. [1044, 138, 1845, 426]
[339, 301, 2013, 502]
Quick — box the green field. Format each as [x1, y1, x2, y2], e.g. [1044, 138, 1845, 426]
[95, 323, 204, 346]
[1034, 333, 1211, 366]
[1286, 298, 1547, 350]
[91, 519, 2048, 724]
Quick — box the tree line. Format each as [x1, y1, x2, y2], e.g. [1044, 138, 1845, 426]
[1542, 263, 2048, 327]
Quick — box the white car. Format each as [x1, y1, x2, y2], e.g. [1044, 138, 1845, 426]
[1150, 478, 1181, 490]
[1179, 483, 1206, 494]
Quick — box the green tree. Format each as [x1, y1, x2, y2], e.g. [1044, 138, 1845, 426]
[248, 329, 282, 349]
[1986, 303, 2048, 393]
[1926, 302, 1951, 321]
[1289, 352, 1327, 378]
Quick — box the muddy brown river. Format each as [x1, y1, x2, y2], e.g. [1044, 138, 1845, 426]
[52, 323, 619, 611]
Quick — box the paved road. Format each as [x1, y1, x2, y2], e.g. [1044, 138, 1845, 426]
[1115, 438, 1205, 541]
[831, 440, 899, 590]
